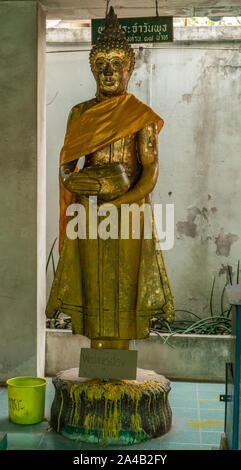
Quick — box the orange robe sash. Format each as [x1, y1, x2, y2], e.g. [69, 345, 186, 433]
[60, 93, 163, 166]
[59, 93, 164, 252]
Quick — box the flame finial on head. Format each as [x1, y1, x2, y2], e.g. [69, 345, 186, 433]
[90, 6, 135, 74]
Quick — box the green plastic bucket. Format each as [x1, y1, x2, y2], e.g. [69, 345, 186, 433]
[6, 377, 46, 424]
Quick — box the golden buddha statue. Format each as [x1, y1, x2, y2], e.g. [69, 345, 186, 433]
[46, 7, 175, 350]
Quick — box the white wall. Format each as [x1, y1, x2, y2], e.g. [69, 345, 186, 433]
[46, 38, 241, 318]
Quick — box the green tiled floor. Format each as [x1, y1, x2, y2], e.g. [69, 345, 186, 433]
[0, 378, 225, 450]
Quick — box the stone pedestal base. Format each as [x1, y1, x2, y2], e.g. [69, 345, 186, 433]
[50, 368, 172, 445]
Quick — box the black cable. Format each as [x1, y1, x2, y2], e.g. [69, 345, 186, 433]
[106, 0, 110, 17]
[156, 0, 159, 17]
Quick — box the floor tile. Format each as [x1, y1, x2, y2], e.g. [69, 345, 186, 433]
[170, 389, 197, 398]
[0, 416, 49, 434]
[198, 390, 223, 400]
[199, 408, 224, 423]
[198, 389, 225, 405]
[0, 380, 226, 451]
[197, 383, 225, 393]
[38, 431, 82, 450]
[188, 412, 224, 433]
[169, 395, 197, 408]
[161, 443, 203, 450]
[172, 409, 200, 432]
[7, 433, 44, 450]
[200, 431, 222, 446]
[199, 398, 225, 410]
[0, 403, 9, 419]
[170, 382, 197, 392]
[0, 390, 8, 404]
[161, 429, 201, 445]
[199, 445, 214, 450]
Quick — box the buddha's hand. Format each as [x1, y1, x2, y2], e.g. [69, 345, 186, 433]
[64, 172, 101, 195]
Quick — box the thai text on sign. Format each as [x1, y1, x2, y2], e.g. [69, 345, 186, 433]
[92, 17, 173, 44]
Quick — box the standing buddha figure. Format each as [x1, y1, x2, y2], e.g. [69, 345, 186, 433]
[46, 7, 175, 350]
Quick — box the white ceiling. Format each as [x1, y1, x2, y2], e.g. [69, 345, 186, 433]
[40, 0, 241, 19]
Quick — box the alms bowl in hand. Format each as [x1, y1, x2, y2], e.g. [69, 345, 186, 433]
[82, 162, 130, 201]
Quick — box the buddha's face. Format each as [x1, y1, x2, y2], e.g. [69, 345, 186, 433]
[92, 50, 131, 98]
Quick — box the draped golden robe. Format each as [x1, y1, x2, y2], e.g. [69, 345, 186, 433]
[46, 93, 175, 339]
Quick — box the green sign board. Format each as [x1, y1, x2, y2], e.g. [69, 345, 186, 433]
[91, 16, 173, 45]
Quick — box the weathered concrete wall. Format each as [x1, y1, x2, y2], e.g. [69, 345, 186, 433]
[46, 30, 241, 318]
[0, 1, 46, 382]
[45, 330, 90, 376]
[151, 44, 241, 318]
[45, 330, 231, 382]
[41, 0, 241, 20]
[46, 25, 241, 43]
[133, 334, 231, 382]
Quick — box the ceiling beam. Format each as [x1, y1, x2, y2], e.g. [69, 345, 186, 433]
[40, 1, 241, 19]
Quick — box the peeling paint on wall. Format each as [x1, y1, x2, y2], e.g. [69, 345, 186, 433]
[176, 207, 199, 238]
[177, 207, 238, 257]
[134, 47, 151, 72]
[205, 64, 241, 78]
[176, 205, 216, 239]
[218, 264, 233, 281]
[215, 228, 238, 257]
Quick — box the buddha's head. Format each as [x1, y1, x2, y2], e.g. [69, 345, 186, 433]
[89, 7, 135, 100]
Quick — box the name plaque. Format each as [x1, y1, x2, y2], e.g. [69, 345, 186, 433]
[79, 348, 138, 380]
[92, 16, 173, 45]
